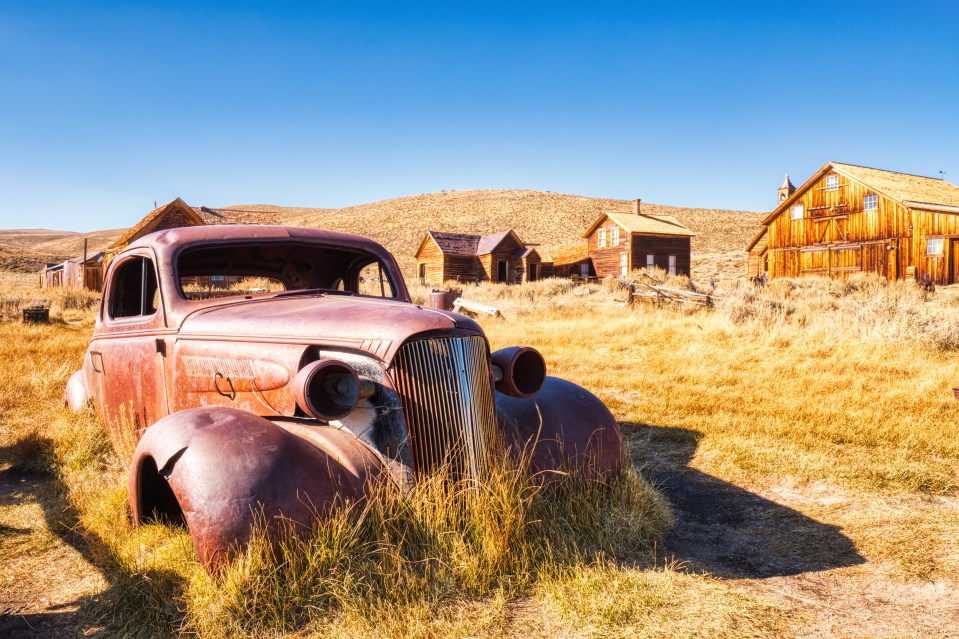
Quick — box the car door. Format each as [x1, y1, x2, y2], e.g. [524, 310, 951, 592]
[88, 251, 170, 438]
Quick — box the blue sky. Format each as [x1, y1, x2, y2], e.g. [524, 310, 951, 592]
[1, 1, 957, 231]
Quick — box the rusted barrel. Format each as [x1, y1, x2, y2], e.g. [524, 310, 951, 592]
[428, 288, 463, 311]
[428, 290, 453, 311]
[23, 307, 50, 323]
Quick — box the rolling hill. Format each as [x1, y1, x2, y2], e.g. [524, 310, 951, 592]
[1, 190, 765, 281]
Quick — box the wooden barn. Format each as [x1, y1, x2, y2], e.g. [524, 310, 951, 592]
[39, 197, 205, 291]
[583, 199, 695, 277]
[414, 230, 550, 284]
[748, 162, 959, 283]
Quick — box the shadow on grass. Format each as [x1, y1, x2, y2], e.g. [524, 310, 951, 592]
[0, 438, 185, 638]
[623, 422, 865, 579]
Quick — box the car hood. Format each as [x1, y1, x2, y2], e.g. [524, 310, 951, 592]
[177, 294, 484, 363]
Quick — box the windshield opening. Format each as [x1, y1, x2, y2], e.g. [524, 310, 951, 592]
[176, 241, 396, 301]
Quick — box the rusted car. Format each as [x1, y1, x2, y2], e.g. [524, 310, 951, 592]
[65, 225, 621, 569]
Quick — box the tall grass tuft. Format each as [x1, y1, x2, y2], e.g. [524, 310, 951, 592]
[184, 454, 671, 638]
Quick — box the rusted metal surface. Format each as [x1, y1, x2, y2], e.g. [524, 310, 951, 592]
[130, 407, 383, 570]
[495, 377, 624, 480]
[490, 346, 546, 398]
[390, 335, 497, 479]
[68, 224, 623, 570]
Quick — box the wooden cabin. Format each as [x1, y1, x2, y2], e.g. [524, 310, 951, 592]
[583, 199, 694, 277]
[414, 230, 550, 284]
[102, 198, 206, 267]
[749, 162, 959, 283]
[548, 245, 595, 278]
[39, 197, 205, 291]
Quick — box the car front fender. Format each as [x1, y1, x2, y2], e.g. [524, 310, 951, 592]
[495, 376, 623, 480]
[129, 406, 383, 570]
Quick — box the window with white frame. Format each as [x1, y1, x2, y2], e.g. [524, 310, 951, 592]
[790, 204, 804, 220]
[668, 255, 677, 275]
[927, 238, 944, 255]
[598, 228, 606, 247]
[864, 194, 878, 210]
[646, 254, 654, 271]
[620, 252, 628, 276]
[611, 227, 620, 246]
[825, 175, 839, 191]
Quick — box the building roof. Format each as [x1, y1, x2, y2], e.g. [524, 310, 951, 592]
[476, 230, 514, 255]
[831, 162, 959, 209]
[548, 244, 589, 266]
[763, 162, 959, 226]
[745, 227, 768, 253]
[108, 197, 206, 251]
[582, 211, 695, 238]
[423, 229, 524, 256]
[66, 252, 104, 264]
[514, 247, 541, 260]
[427, 231, 481, 256]
[780, 174, 795, 190]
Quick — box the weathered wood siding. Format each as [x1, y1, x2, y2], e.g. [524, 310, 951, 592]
[444, 255, 479, 282]
[586, 219, 630, 277]
[631, 235, 691, 276]
[521, 255, 542, 282]
[415, 236, 446, 283]
[551, 258, 593, 278]
[479, 235, 524, 282]
[766, 169, 920, 281]
[911, 209, 959, 284]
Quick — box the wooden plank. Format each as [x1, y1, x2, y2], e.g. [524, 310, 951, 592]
[452, 298, 501, 317]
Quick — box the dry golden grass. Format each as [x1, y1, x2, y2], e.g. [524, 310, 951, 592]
[4, 271, 959, 637]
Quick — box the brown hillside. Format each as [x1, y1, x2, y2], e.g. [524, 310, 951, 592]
[216, 190, 763, 276]
[0, 245, 71, 273]
[1, 191, 763, 282]
[0, 228, 123, 257]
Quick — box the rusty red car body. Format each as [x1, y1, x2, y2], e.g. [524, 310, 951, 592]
[66, 225, 622, 569]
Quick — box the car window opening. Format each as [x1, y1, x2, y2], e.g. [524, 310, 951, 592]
[177, 242, 396, 301]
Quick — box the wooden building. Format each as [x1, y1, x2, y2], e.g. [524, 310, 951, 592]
[583, 199, 695, 277]
[414, 229, 550, 284]
[102, 198, 206, 267]
[747, 162, 959, 283]
[548, 245, 595, 278]
[39, 197, 205, 291]
[40, 252, 104, 290]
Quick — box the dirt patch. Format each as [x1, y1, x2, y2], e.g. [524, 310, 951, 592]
[0, 469, 107, 638]
[646, 459, 959, 639]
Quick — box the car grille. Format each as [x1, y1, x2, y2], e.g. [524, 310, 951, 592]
[390, 335, 496, 479]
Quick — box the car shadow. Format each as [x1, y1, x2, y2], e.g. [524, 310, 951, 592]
[0, 438, 184, 638]
[623, 422, 865, 578]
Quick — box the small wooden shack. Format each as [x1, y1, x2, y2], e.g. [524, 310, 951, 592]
[40, 252, 104, 290]
[583, 199, 694, 278]
[548, 245, 595, 278]
[39, 197, 205, 291]
[414, 229, 550, 284]
[750, 162, 959, 283]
